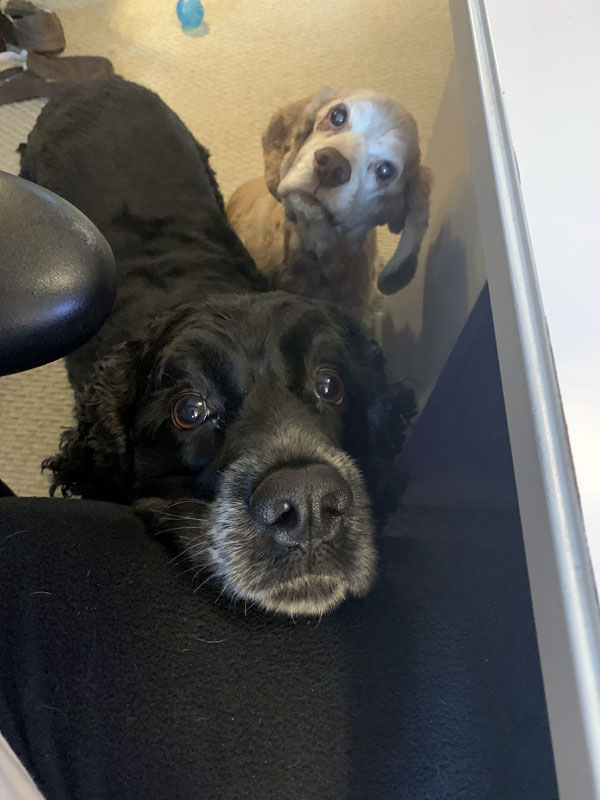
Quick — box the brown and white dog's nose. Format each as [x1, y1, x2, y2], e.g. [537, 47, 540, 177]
[314, 147, 352, 188]
[249, 464, 353, 547]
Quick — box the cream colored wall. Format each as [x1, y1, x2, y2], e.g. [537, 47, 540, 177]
[0, 0, 453, 496]
[380, 63, 487, 405]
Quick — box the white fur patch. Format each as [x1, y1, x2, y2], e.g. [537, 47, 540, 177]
[278, 91, 417, 235]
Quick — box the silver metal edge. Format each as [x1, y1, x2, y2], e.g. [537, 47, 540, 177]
[450, 0, 600, 796]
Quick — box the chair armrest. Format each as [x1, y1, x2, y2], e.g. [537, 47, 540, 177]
[0, 170, 116, 376]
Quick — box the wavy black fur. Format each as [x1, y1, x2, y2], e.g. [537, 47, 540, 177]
[22, 77, 415, 616]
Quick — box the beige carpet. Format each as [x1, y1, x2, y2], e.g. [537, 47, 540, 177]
[0, 0, 453, 496]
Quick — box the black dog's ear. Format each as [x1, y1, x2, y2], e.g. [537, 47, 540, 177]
[339, 312, 416, 519]
[43, 340, 145, 502]
[363, 338, 417, 520]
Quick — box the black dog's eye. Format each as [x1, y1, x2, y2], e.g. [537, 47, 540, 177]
[171, 393, 210, 430]
[314, 368, 345, 405]
[329, 105, 348, 127]
[375, 161, 396, 181]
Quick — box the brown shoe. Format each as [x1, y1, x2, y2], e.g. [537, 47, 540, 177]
[0, 51, 114, 105]
[0, 0, 65, 55]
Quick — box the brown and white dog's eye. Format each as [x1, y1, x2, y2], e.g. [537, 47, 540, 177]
[171, 393, 211, 429]
[314, 367, 345, 405]
[375, 161, 396, 181]
[329, 105, 348, 128]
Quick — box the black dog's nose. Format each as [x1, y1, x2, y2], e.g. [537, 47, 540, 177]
[314, 147, 352, 188]
[250, 464, 353, 547]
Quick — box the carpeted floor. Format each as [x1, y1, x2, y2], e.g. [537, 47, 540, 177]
[0, 0, 453, 496]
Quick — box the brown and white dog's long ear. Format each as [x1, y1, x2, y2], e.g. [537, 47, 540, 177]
[377, 164, 433, 295]
[262, 87, 337, 200]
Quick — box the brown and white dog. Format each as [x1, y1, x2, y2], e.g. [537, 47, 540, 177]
[227, 88, 432, 319]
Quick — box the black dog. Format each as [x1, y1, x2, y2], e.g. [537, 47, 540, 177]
[21, 78, 414, 617]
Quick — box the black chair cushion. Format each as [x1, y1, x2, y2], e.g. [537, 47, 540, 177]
[0, 497, 558, 799]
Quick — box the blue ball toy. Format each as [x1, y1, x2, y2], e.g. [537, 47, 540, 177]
[176, 0, 204, 30]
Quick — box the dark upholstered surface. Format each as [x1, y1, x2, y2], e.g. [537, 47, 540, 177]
[0, 497, 557, 800]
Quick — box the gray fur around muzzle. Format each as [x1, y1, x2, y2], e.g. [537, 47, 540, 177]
[156, 408, 377, 618]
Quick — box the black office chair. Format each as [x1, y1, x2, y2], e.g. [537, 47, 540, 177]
[0, 169, 115, 498]
[0, 169, 116, 378]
